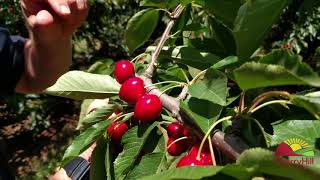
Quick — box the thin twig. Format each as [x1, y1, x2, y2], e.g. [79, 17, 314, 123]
[177, 85, 188, 101]
[238, 91, 246, 114]
[143, 5, 185, 78]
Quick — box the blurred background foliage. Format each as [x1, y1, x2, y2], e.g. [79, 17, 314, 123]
[0, 0, 320, 179]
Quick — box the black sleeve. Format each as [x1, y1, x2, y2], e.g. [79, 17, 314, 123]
[0, 27, 25, 95]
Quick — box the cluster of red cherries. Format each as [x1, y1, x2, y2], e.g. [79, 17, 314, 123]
[107, 60, 213, 168]
[166, 122, 213, 167]
[107, 60, 162, 143]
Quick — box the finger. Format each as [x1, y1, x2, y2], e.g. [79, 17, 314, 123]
[27, 14, 37, 28]
[47, 0, 71, 16]
[75, 0, 88, 11]
[31, 10, 59, 42]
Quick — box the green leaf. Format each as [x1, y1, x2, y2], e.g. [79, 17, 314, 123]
[233, 0, 290, 59]
[141, 163, 256, 180]
[290, 91, 320, 119]
[147, 46, 221, 70]
[237, 148, 320, 180]
[157, 66, 189, 82]
[180, 0, 193, 6]
[77, 103, 120, 129]
[140, 166, 223, 180]
[125, 9, 159, 54]
[126, 153, 164, 180]
[271, 120, 320, 149]
[211, 56, 239, 70]
[234, 50, 320, 90]
[105, 140, 114, 180]
[87, 59, 115, 75]
[189, 69, 227, 106]
[210, 17, 237, 55]
[205, 0, 242, 28]
[140, 0, 179, 9]
[299, 0, 320, 14]
[46, 71, 120, 100]
[180, 97, 223, 133]
[90, 137, 107, 180]
[114, 123, 157, 180]
[78, 99, 94, 129]
[62, 120, 112, 165]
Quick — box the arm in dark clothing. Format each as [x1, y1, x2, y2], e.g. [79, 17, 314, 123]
[0, 27, 25, 95]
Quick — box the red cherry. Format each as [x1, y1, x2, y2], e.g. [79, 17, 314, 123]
[188, 145, 213, 165]
[167, 122, 184, 138]
[107, 121, 129, 143]
[167, 138, 188, 156]
[114, 60, 135, 84]
[189, 144, 210, 157]
[119, 77, 145, 104]
[176, 155, 202, 167]
[176, 150, 213, 168]
[134, 94, 162, 122]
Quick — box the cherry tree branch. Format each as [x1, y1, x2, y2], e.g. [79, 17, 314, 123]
[212, 131, 249, 160]
[143, 4, 185, 78]
[141, 4, 186, 119]
[140, 4, 249, 160]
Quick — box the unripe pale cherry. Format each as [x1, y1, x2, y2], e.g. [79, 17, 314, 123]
[107, 121, 129, 143]
[119, 77, 145, 104]
[134, 94, 162, 122]
[114, 60, 135, 84]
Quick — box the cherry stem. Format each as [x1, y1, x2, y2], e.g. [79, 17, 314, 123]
[250, 117, 271, 148]
[249, 100, 292, 114]
[111, 112, 134, 123]
[159, 84, 184, 97]
[189, 69, 207, 85]
[208, 135, 216, 166]
[131, 53, 147, 63]
[238, 91, 246, 114]
[197, 116, 233, 160]
[167, 136, 189, 150]
[156, 8, 171, 16]
[246, 91, 291, 113]
[144, 81, 184, 89]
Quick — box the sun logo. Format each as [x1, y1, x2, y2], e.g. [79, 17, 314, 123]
[284, 138, 309, 151]
[275, 138, 315, 157]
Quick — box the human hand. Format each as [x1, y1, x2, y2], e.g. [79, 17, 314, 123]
[21, 0, 88, 44]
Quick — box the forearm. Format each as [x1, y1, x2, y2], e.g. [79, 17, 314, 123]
[15, 37, 72, 93]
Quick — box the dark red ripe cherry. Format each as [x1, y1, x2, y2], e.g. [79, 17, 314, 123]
[176, 155, 202, 167]
[134, 94, 162, 122]
[176, 150, 213, 168]
[114, 60, 135, 84]
[188, 145, 213, 165]
[167, 122, 184, 138]
[119, 77, 145, 104]
[167, 138, 188, 156]
[107, 121, 129, 143]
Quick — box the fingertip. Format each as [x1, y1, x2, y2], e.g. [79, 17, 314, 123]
[48, 0, 71, 16]
[35, 10, 54, 27]
[60, 4, 71, 15]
